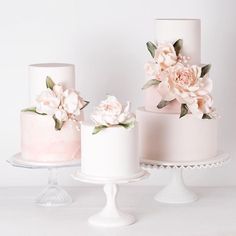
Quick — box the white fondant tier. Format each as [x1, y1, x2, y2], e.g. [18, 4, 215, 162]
[155, 19, 201, 65]
[137, 107, 218, 162]
[29, 63, 75, 105]
[21, 111, 83, 162]
[81, 122, 140, 179]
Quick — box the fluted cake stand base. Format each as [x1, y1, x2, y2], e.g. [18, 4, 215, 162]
[8, 153, 80, 207]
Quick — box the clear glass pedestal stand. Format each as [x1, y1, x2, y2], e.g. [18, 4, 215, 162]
[8, 153, 80, 207]
[35, 168, 72, 207]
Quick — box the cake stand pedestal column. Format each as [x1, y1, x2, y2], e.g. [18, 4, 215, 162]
[141, 152, 229, 204]
[72, 170, 149, 227]
[35, 168, 73, 207]
[154, 168, 197, 203]
[8, 153, 80, 207]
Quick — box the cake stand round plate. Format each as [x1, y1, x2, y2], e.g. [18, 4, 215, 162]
[8, 153, 80, 207]
[8, 153, 80, 168]
[141, 152, 229, 204]
[72, 169, 149, 227]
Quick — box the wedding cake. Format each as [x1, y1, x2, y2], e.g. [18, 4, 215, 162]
[21, 63, 88, 162]
[137, 19, 218, 162]
[80, 95, 141, 179]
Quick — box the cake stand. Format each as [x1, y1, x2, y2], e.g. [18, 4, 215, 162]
[72, 169, 149, 227]
[8, 153, 80, 207]
[141, 152, 229, 204]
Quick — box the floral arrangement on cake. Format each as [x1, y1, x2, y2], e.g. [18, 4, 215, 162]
[91, 95, 136, 134]
[23, 77, 89, 130]
[142, 40, 216, 119]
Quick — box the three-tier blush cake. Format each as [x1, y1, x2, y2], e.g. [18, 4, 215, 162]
[137, 19, 218, 162]
[21, 63, 88, 162]
[80, 96, 141, 179]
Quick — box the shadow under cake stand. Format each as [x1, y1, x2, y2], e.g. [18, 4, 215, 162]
[141, 152, 229, 204]
[73, 169, 149, 227]
[8, 153, 80, 207]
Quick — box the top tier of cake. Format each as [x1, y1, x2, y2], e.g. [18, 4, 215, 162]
[155, 19, 201, 64]
[29, 63, 75, 105]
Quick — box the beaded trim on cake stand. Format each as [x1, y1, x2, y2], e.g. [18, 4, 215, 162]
[141, 152, 229, 204]
[72, 169, 149, 227]
[8, 153, 80, 207]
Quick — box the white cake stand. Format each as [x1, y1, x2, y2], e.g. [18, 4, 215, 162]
[72, 169, 149, 227]
[141, 152, 229, 204]
[8, 153, 80, 207]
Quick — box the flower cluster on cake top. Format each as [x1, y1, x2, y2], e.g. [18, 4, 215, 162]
[91, 95, 136, 134]
[23, 77, 89, 130]
[142, 40, 216, 119]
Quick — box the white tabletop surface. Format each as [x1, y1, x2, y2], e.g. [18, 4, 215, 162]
[0, 186, 235, 236]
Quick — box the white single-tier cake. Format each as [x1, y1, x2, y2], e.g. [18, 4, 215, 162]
[21, 63, 86, 162]
[81, 122, 140, 179]
[139, 19, 218, 162]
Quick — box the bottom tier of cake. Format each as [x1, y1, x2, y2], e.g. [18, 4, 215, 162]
[137, 107, 218, 162]
[21, 112, 83, 162]
[81, 122, 140, 179]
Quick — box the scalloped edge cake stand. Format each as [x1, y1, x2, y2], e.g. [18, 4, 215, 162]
[141, 152, 229, 204]
[8, 153, 80, 207]
[72, 169, 149, 227]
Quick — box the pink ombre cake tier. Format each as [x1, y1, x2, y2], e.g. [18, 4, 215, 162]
[21, 111, 83, 162]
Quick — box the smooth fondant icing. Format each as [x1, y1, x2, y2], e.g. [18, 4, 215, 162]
[137, 107, 218, 162]
[81, 122, 140, 178]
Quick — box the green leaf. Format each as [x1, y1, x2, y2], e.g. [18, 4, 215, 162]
[200, 64, 211, 78]
[80, 100, 90, 110]
[146, 41, 157, 58]
[173, 39, 183, 56]
[120, 122, 135, 129]
[179, 104, 189, 118]
[92, 125, 107, 135]
[46, 76, 55, 90]
[142, 79, 161, 90]
[53, 115, 64, 131]
[202, 113, 212, 119]
[21, 107, 46, 115]
[157, 100, 171, 109]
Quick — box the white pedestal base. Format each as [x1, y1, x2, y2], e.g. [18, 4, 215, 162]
[155, 169, 197, 204]
[142, 152, 229, 204]
[72, 169, 149, 227]
[89, 184, 135, 227]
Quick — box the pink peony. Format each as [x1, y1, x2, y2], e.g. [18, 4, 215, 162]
[154, 43, 178, 70]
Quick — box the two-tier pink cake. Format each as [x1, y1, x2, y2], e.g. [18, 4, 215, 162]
[21, 63, 88, 162]
[137, 19, 218, 162]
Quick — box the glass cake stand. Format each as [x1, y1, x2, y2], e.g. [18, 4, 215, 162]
[72, 169, 149, 227]
[8, 153, 80, 207]
[141, 152, 229, 204]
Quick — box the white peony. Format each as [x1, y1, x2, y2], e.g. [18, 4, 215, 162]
[54, 108, 68, 122]
[62, 89, 84, 116]
[36, 88, 60, 115]
[91, 96, 136, 127]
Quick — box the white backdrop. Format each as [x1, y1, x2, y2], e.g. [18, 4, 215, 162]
[0, 0, 235, 186]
